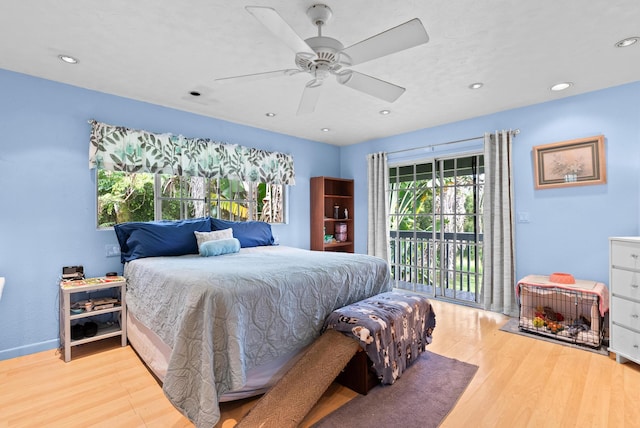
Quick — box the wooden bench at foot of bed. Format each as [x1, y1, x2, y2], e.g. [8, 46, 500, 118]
[336, 348, 380, 394]
[325, 290, 436, 393]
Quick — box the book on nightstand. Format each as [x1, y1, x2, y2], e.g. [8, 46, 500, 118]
[92, 303, 116, 311]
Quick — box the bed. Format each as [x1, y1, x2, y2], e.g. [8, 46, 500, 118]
[114, 217, 391, 427]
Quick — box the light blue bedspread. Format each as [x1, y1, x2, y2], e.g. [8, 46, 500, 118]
[124, 246, 391, 427]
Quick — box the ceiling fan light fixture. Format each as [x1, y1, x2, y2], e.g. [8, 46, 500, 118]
[550, 82, 573, 91]
[615, 37, 639, 48]
[469, 82, 483, 90]
[58, 54, 78, 64]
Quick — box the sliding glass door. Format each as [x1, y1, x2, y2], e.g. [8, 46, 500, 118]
[388, 154, 484, 305]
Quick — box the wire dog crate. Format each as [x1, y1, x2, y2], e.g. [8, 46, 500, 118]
[517, 283, 604, 348]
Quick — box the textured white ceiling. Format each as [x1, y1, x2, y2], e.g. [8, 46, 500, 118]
[1, 1, 638, 145]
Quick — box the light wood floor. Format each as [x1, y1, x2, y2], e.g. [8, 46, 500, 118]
[2, 299, 640, 427]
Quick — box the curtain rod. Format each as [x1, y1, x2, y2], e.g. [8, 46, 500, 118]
[387, 129, 520, 155]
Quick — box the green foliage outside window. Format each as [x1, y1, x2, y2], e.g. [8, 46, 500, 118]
[97, 171, 285, 228]
[97, 170, 154, 227]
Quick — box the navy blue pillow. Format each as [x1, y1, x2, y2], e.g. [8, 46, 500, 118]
[210, 218, 275, 248]
[114, 217, 211, 263]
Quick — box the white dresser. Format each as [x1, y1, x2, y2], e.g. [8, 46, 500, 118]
[609, 237, 640, 365]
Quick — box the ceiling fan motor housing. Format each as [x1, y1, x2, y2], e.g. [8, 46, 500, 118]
[307, 37, 343, 62]
[296, 36, 347, 78]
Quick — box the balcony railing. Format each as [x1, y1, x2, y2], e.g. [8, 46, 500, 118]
[389, 230, 483, 303]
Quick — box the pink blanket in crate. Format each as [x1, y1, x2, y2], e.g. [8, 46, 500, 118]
[516, 274, 609, 316]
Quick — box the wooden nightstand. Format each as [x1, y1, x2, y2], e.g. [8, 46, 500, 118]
[59, 276, 127, 362]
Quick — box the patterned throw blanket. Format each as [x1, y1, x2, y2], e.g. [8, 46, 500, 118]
[323, 291, 436, 384]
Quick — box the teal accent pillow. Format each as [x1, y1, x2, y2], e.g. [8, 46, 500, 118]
[199, 238, 241, 257]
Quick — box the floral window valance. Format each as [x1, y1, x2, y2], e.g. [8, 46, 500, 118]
[88, 120, 295, 185]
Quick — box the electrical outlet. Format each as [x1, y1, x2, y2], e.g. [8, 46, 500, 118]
[105, 244, 121, 257]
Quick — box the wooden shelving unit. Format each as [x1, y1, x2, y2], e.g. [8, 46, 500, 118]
[310, 176, 354, 253]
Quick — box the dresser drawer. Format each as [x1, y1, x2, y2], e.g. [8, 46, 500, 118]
[611, 240, 640, 270]
[611, 324, 640, 361]
[611, 296, 640, 330]
[610, 268, 640, 300]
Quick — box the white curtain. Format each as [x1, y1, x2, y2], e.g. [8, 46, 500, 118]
[482, 130, 517, 316]
[367, 152, 390, 261]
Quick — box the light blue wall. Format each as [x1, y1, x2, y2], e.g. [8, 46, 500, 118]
[2, 66, 638, 360]
[0, 69, 340, 360]
[341, 81, 640, 286]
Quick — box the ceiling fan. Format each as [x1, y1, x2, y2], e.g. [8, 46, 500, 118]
[215, 4, 429, 114]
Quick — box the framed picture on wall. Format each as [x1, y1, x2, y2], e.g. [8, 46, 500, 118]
[532, 135, 606, 189]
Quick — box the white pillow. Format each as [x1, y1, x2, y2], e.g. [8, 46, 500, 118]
[194, 228, 233, 250]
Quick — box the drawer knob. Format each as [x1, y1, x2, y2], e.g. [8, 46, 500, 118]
[633, 314, 640, 319]
[632, 284, 640, 289]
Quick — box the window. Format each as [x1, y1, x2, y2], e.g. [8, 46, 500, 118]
[97, 170, 286, 228]
[388, 154, 484, 305]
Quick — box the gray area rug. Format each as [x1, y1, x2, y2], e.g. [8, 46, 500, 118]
[311, 351, 478, 428]
[499, 317, 608, 356]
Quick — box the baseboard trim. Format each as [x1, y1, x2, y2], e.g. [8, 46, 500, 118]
[0, 339, 59, 361]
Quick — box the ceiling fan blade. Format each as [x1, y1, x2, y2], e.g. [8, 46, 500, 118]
[336, 71, 405, 103]
[340, 18, 429, 66]
[297, 81, 323, 115]
[215, 69, 300, 84]
[246, 6, 316, 57]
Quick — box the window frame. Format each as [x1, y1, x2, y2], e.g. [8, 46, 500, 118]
[388, 152, 484, 306]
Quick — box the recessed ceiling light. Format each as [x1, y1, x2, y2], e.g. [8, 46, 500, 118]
[265, 112, 276, 117]
[469, 82, 483, 89]
[58, 54, 78, 64]
[379, 109, 391, 115]
[321, 128, 330, 132]
[189, 91, 201, 97]
[550, 82, 573, 91]
[615, 37, 639, 48]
